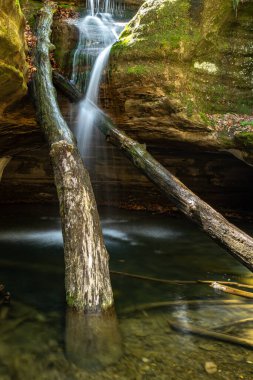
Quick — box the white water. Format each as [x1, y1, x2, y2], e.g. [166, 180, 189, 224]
[76, 45, 112, 153]
[71, 1, 126, 159]
[71, 13, 120, 91]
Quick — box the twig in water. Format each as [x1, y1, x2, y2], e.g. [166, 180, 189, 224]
[214, 318, 253, 332]
[169, 319, 253, 350]
[122, 299, 250, 314]
[111, 270, 253, 289]
[211, 282, 253, 299]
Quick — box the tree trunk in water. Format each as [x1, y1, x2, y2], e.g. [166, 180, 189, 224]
[33, 3, 121, 368]
[51, 72, 253, 271]
[50, 140, 113, 312]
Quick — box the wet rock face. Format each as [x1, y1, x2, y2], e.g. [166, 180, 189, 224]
[108, 0, 253, 151]
[52, 21, 79, 78]
[0, 0, 27, 113]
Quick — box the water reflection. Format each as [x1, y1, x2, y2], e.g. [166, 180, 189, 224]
[0, 230, 63, 247]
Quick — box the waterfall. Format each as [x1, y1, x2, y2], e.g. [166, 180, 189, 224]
[71, 0, 126, 158]
[76, 45, 112, 153]
[71, 3, 125, 92]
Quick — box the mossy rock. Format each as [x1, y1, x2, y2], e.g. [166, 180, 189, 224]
[110, 0, 253, 127]
[235, 132, 253, 148]
[0, 0, 27, 113]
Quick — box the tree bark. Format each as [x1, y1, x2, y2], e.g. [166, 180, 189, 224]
[32, 4, 123, 369]
[52, 72, 253, 272]
[33, 3, 114, 314]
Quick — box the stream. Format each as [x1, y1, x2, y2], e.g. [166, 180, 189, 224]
[1, 205, 253, 379]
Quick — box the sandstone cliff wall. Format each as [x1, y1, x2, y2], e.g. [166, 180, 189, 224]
[0, 0, 27, 113]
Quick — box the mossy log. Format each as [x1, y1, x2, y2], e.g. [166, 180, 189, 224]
[52, 71, 253, 271]
[33, 3, 114, 314]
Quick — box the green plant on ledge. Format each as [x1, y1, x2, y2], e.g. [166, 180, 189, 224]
[232, 0, 241, 16]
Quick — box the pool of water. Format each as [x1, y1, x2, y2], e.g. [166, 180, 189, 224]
[1, 205, 253, 379]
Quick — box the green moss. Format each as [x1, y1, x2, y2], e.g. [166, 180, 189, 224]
[199, 112, 211, 125]
[127, 64, 149, 76]
[114, 0, 202, 61]
[217, 131, 235, 148]
[186, 100, 194, 117]
[235, 132, 253, 148]
[66, 293, 76, 308]
[111, 0, 253, 128]
[240, 120, 253, 127]
[0, 0, 27, 112]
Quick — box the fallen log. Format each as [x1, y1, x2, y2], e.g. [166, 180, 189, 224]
[169, 319, 253, 350]
[52, 72, 253, 272]
[33, 3, 121, 368]
[111, 270, 253, 289]
[95, 107, 253, 271]
[122, 299, 250, 314]
[210, 282, 253, 299]
[52, 71, 82, 102]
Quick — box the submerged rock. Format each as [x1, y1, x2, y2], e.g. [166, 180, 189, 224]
[0, 0, 27, 113]
[204, 361, 218, 374]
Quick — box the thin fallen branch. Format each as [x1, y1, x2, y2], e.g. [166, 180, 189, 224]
[169, 319, 253, 350]
[122, 299, 250, 314]
[111, 270, 253, 289]
[50, 72, 253, 273]
[211, 282, 253, 299]
[214, 318, 253, 332]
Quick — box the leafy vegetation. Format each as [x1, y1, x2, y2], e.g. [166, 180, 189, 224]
[232, 0, 241, 15]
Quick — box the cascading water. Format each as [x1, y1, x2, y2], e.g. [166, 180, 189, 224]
[70, 0, 126, 160]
